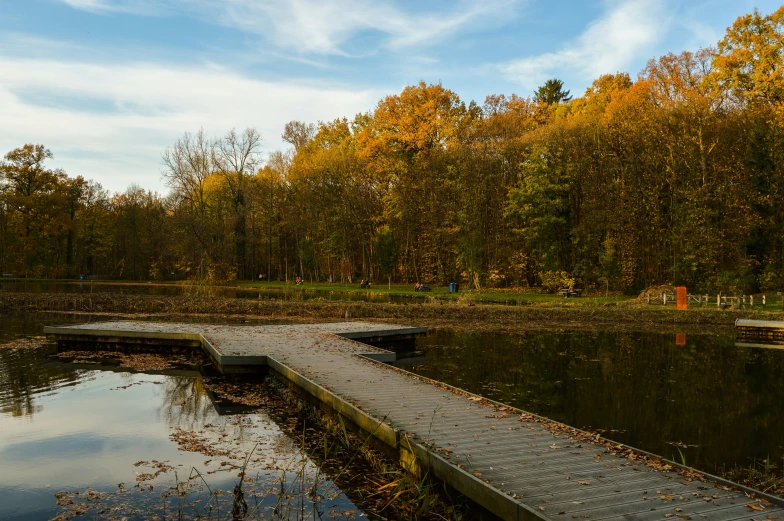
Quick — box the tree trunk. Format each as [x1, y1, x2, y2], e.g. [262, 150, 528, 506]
[234, 207, 246, 280]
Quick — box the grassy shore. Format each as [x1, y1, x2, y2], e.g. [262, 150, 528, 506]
[239, 279, 633, 305]
[8, 277, 782, 310]
[3, 290, 782, 334]
[3, 276, 631, 305]
[2, 277, 783, 333]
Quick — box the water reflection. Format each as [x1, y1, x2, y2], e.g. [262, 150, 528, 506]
[0, 318, 82, 419]
[400, 328, 784, 476]
[155, 375, 215, 429]
[0, 334, 360, 521]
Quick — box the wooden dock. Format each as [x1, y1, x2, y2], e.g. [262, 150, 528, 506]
[736, 319, 784, 342]
[46, 321, 783, 521]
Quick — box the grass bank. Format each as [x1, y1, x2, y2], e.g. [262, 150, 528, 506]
[4, 291, 781, 333]
[239, 280, 632, 305]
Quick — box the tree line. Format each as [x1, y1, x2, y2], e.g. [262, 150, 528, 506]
[2, 7, 784, 293]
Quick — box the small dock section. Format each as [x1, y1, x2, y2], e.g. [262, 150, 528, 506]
[736, 319, 784, 343]
[47, 321, 783, 521]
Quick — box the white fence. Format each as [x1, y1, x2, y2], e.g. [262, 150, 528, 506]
[645, 292, 774, 309]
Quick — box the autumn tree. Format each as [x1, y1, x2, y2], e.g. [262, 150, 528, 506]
[534, 79, 572, 105]
[370, 81, 469, 282]
[711, 6, 784, 104]
[162, 129, 216, 278]
[74, 180, 112, 277]
[282, 121, 316, 152]
[374, 227, 398, 288]
[213, 128, 262, 280]
[506, 143, 572, 273]
[0, 145, 67, 276]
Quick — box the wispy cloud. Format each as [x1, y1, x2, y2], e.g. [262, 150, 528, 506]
[56, 0, 521, 56]
[0, 56, 381, 191]
[59, 0, 162, 15]
[499, 0, 667, 91]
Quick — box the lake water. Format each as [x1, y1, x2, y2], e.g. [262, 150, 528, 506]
[398, 328, 784, 476]
[2, 314, 782, 520]
[0, 315, 364, 521]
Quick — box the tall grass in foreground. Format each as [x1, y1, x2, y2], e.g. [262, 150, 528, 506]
[719, 457, 784, 498]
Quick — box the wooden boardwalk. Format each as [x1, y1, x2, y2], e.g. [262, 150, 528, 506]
[46, 321, 783, 521]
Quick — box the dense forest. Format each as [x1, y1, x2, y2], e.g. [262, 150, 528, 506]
[2, 7, 784, 294]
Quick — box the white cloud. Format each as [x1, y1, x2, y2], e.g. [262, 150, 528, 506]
[0, 57, 381, 192]
[59, 0, 111, 9]
[59, 0, 161, 15]
[219, 0, 516, 55]
[499, 0, 667, 91]
[56, 0, 520, 56]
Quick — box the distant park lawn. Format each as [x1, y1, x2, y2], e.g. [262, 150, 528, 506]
[9, 277, 778, 313]
[237, 280, 631, 306]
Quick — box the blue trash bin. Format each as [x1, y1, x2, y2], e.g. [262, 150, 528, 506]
[449, 282, 457, 293]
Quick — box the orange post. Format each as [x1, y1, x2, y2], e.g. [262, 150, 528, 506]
[676, 286, 687, 310]
[675, 333, 687, 345]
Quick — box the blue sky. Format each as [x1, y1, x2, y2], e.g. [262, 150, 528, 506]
[0, 0, 780, 192]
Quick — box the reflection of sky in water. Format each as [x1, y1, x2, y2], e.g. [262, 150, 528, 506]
[0, 364, 355, 521]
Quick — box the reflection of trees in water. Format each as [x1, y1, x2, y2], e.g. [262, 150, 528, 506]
[0, 345, 214, 423]
[0, 313, 120, 419]
[0, 347, 82, 418]
[156, 376, 217, 428]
